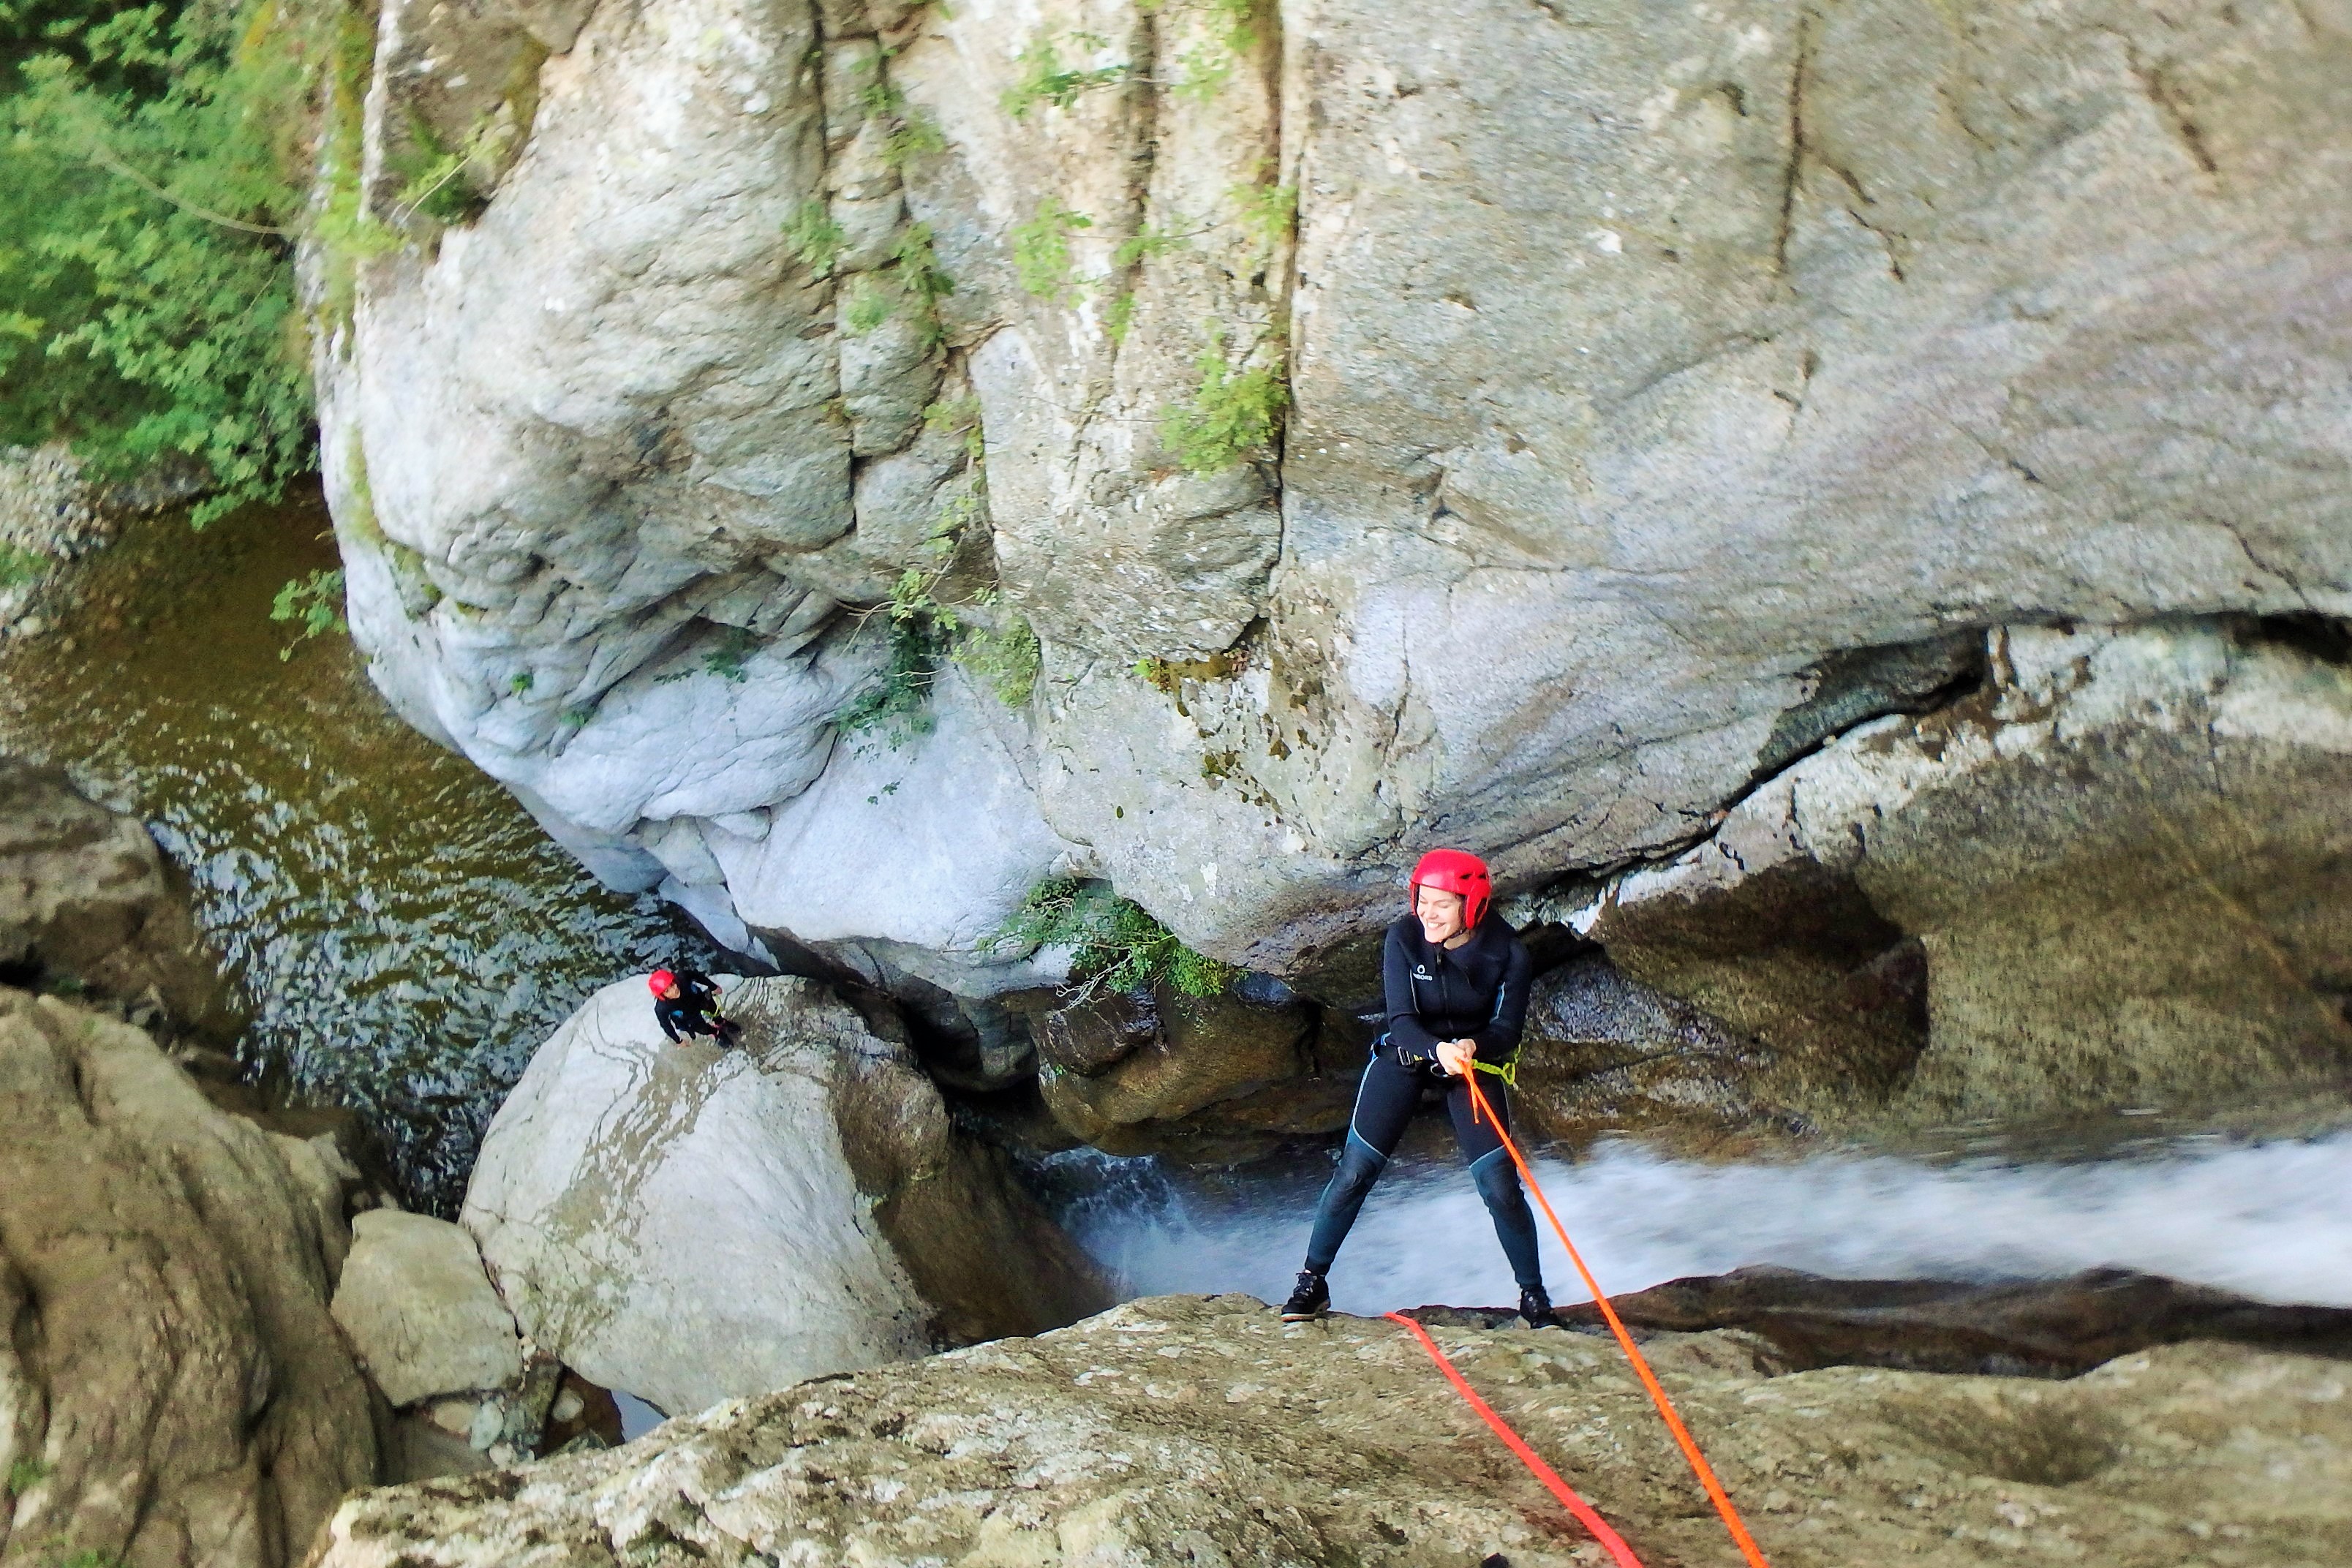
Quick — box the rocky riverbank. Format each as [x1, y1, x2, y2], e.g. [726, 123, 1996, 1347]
[0, 765, 651, 1565]
[311, 1289, 2352, 1568]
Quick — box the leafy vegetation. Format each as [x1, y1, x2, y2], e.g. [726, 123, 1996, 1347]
[832, 567, 953, 749]
[1000, 33, 1130, 118]
[856, 64, 944, 171]
[1231, 174, 1295, 253]
[782, 197, 845, 278]
[1011, 195, 1091, 301]
[701, 624, 756, 683]
[890, 221, 954, 350]
[832, 397, 1039, 743]
[1151, 0, 1260, 102]
[840, 222, 954, 348]
[1161, 323, 1286, 473]
[268, 566, 344, 659]
[6, 1456, 51, 1496]
[843, 277, 891, 333]
[1104, 290, 1138, 344]
[2, 0, 328, 524]
[0, 540, 52, 587]
[987, 876, 1237, 999]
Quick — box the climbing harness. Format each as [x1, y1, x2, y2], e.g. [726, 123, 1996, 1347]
[1384, 1311, 1645, 1568]
[1421, 1069, 1775, 1568]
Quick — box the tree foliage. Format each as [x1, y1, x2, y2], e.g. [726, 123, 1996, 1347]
[2, 0, 329, 524]
[988, 877, 1237, 1000]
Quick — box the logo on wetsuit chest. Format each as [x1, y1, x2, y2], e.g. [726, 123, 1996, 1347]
[1411, 964, 1434, 981]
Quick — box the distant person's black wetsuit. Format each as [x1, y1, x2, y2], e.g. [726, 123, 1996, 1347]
[1302, 913, 1540, 1287]
[655, 970, 737, 1044]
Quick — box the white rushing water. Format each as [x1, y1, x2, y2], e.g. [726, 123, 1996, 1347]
[1056, 1132, 2352, 1316]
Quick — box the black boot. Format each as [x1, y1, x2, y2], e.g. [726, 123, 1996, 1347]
[1518, 1284, 1561, 1330]
[1280, 1269, 1330, 1322]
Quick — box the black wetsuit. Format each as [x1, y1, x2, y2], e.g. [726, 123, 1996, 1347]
[655, 971, 734, 1044]
[1303, 913, 1542, 1288]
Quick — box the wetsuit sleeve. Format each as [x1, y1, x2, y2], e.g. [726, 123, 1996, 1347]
[1471, 934, 1534, 1064]
[1383, 924, 1443, 1060]
[684, 973, 720, 1006]
[656, 1001, 685, 1043]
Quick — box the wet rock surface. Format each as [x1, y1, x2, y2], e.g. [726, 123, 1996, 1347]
[312, 1289, 2352, 1568]
[0, 987, 377, 1568]
[1422, 1265, 2352, 1380]
[461, 975, 1108, 1419]
[1511, 952, 1789, 1149]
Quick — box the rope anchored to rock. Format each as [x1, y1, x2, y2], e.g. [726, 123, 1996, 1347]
[1386, 1071, 1774, 1568]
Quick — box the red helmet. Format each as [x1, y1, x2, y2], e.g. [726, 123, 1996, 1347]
[647, 969, 676, 996]
[1409, 849, 1493, 930]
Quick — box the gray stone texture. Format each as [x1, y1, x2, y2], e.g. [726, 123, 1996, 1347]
[310, 1292, 2352, 1568]
[314, 0, 2352, 1123]
[0, 757, 236, 1034]
[459, 976, 1107, 1419]
[331, 1210, 525, 1408]
[0, 989, 377, 1568]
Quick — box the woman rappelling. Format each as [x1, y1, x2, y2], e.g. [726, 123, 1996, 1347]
[1279, 848, 1557, 1327]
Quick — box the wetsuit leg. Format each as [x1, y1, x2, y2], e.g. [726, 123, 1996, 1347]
[1446, 1077, 1544, 1291]
[1302, 1049, 1423, 1275]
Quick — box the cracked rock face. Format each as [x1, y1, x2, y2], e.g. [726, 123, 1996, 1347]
[311, 1292, 2352, 1568]
[320, 0, 2351, 1052]
[459, 975, 1107, 1419]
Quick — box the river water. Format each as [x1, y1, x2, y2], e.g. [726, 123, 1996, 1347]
[0, 489, 712, 1214]
[1054, 1130, 2352, 1314]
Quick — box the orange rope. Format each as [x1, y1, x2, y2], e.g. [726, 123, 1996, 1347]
[1461, 1069, 1774, 1568]
[1384, 1311, 1647, 1568]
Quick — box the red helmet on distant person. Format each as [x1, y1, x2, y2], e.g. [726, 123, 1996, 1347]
[1409, 849, 1493, 930]
[648, 969, 676, 996]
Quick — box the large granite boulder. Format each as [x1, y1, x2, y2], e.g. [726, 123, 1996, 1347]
[312, 0, 2352, 1033]
[460, 975, 1108, 1418]
[0, 987, 377, 1568]
[1510, 951, 1789, 1150]
[312, 1289, 2352, 1567]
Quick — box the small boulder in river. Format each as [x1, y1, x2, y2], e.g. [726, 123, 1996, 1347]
[461, 975, 1109, 1419]
[331, 1210, 524, 1408]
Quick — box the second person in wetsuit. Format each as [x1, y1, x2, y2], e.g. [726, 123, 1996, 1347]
[649, 968, 741, 1046]
[1280, 849, 1554, 1326]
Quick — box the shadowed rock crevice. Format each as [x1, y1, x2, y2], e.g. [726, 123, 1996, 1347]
[1521, 1265, 2352, 1379]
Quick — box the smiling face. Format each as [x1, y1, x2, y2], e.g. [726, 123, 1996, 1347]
[1414, 883, 1468, 946]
